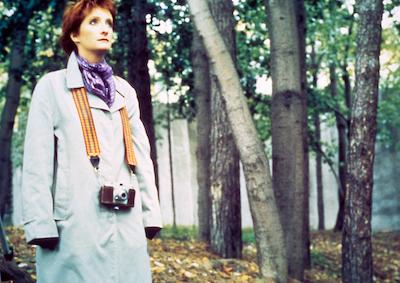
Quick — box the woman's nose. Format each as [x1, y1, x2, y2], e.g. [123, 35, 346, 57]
[100, 23, 112, 34]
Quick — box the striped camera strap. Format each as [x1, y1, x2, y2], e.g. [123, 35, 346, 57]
[71, 87, 137, 173]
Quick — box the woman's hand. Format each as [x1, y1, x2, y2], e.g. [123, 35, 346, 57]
[145, 227, 161, 240]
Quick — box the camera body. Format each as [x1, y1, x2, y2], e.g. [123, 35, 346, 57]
[99, 183, 135, 210]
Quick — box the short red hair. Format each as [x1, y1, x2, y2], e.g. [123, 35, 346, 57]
[60, 0, 116, 55]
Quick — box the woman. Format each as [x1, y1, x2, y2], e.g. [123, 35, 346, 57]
[21, 0, 162, 282]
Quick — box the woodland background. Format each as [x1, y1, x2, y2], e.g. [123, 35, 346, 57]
[0, 0, 399, 282]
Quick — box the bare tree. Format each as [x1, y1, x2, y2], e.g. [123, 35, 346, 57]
[329, 63, 348, 233]
[117, 0, 159, 188]
[188, 0, 287, 280]
[191, 29, 212, 241]
[265, 0, 308, 279]
[310, 44, 325, 230]
[0, 0, 52, 216]
[342, 0, 383, 282]
[208, 0, 241, 258]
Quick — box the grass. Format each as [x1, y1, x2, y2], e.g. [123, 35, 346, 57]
[158, 225, 198, 241]
[158, 225, 256, 243]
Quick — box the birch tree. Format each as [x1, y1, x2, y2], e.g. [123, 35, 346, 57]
[188, 0, 287, 280]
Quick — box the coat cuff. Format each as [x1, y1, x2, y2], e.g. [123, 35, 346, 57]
[142, 212, 163, 229]
[24, 218, 59, 243]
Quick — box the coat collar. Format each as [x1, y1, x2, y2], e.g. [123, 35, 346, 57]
[66, 52, 126, 113]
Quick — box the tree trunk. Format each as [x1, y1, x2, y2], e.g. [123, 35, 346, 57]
[329, 63, 348, 232]
[342, 0, 383, 282]
[166, 91, 176, 229]
[295, 0, 310, 269]
[0, 0, 53, 217]
[335, 17, 353, 232]
[208, 0, 241, 259]
[265, 0, 307, 279]
[0, 27, 28, 216]
[310, 44, 324, 231]
[314, 112, 325, 230]
[188, 0, 287, 281]
[191, 29, 212, 242]
[126, 0, 159, 189]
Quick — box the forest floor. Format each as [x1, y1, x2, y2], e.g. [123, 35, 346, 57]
[3, 227, 400, 282]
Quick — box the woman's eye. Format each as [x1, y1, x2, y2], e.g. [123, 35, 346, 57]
[89, 19, 97, 25]
[107, 20, 113, 28]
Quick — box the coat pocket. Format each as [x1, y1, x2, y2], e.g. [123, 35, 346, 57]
[53, 167, 71, 220]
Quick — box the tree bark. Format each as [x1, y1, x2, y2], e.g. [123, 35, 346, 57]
[0, 0, 52, 217]
[314, 112, 325, 230]
[0, 27, 28, 216]
[310, 44, 324, 231]
[188, 0, 287, 280]
[191, 29, 212, 242]
[166, 91, 177, 229]
[329, 63, 348, 233]
[125, 0, 159, 189]
[295, 0, 310, 269]
[208, 0, 241, 259]
[335, 16, 354, 232]
[342, 0, 383, 282]
[265, 0, 308, 279]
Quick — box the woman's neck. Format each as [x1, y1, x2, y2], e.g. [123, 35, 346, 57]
[76, 50, 105, 64]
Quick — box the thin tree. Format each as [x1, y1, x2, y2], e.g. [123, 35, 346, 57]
[265, 0, 308, 279]
[0, 0, 52, 216]
[295, 0, 311, 268]
[166, 89, 177, 230]
[188, 0, 287, 280]
[117, 0, 159, 188]
[334, 14, 354, 232]
[310, 43, 325, 230]
[342, 0, 383, 282]
[329, 62, 348, 233]
[208, 0, 241, 259]
[191, 28, 212, 242]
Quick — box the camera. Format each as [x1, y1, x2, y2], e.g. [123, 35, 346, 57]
[99, 184, 135, 210]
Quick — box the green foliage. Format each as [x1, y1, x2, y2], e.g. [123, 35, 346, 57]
[377, 27, 400, 151]
[148, 0, 195, 120]
[159, 225, 198, 241]
[10, 12, 61, 166]
[1, 0, 399, 177]
[242, 227, 255, 244]
[234, 0, 272, 142]
[159, 225, 256, 244]
[311, 250, 331, 269]
[305, 0, 355, 166]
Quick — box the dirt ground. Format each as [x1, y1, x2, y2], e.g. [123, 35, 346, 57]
[4, 227, 400, 282]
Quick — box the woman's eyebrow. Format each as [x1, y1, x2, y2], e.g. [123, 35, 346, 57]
[88, 16, 113, 22]
[88, 16, 99, 21]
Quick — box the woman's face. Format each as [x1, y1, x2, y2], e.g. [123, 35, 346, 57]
[71, 7, 113, 63]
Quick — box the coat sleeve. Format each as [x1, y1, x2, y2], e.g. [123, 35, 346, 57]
[21, 74, 59, 243]
[119, 77, 162, 229]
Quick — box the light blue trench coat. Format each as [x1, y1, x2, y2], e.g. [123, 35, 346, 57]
[21, 52, 162, 283]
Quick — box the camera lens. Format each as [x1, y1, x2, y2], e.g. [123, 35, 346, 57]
[120, 191, 127, 200]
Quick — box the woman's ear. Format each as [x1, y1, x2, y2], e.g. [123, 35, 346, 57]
[70, 32, 80, 44]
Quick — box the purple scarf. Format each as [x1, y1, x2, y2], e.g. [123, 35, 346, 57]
[76, 53, 115, 107]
